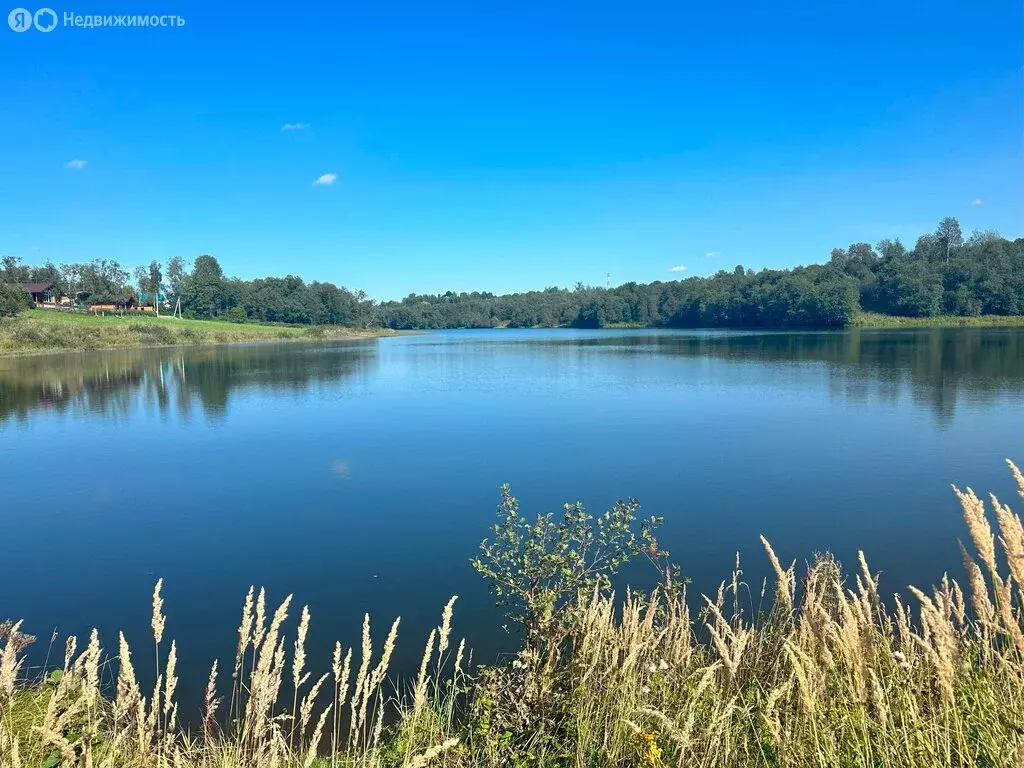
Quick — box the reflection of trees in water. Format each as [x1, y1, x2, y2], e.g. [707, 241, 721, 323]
[2, 331, 1020, 426]
[0, 342, 378, 423]
[532, 329, 1024, 426]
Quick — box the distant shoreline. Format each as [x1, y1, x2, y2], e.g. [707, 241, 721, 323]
[430, 314, 1024, 331]
[3, 309, 1022, 357]
[0, 310, 396, 358]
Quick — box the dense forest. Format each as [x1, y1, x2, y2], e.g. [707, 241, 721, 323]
[2, 217, 1022, 328]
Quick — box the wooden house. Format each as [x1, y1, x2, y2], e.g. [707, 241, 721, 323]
[19, 282, 56, 307]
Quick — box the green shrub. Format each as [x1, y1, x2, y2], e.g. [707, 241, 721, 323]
[127, 322, 175, 344]
[0, 284, 31, 317]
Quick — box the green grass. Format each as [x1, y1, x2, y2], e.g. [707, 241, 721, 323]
[0, 309, 391, 355]
[852, 311, 1024, 328]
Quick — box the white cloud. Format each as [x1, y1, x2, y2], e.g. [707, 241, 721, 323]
[668, 265, 687, 273]
[313, 173, 337, 186]
[281, 122, 310, 131]
[971, 198, 983, 207]
[65, 159, 87, 169]
[704, 251, 721, 258]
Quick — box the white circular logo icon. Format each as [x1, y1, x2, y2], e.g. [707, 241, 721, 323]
[34, 7, 57, 31]
[8, 7, 33, 31]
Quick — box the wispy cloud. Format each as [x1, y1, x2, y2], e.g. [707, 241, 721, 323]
[313, 173, 337, 186]
[281, 122, 310, 131]
[668, 265, 688, 273]
[65, 159, 87, 169]
[971, 198, 983, 207]
[704, 251, 721, 258]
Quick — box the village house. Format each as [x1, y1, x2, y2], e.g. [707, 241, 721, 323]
[18, 282, 57, 307]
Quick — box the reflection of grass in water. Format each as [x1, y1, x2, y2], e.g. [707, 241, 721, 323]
[2, 463, 1024, 766]
[0, 310, 389, 355]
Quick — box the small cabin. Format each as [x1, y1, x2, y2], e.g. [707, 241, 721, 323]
[20, 282, 56, 307]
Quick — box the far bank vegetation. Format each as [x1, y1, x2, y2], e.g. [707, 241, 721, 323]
[3, 216, 1023, 332]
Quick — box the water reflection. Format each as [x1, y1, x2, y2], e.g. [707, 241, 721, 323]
[1, 330, 1022, 427]
[1, 328, 1021, 714]
[0, 341, 379, 423]
[519, 328, 1024, 426]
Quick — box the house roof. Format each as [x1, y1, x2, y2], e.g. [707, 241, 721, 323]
[19, 282, 53, 293]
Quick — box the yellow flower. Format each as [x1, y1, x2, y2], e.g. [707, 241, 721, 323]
[635, 730, 663, 767]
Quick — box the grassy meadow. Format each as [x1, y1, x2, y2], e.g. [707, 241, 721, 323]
[2, 462, 1024, 767]
[0, 310, 390, 356]
[852, 311, 1024, 328]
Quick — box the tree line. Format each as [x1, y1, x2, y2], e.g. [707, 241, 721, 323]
[2, 217, 1022, 327]
[377, 218, 1023, 329]
[0, 254, 376, 327]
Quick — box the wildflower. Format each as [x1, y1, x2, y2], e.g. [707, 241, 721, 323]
[635, 730, 663, 767]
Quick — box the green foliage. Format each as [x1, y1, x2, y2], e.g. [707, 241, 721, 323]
[58, 258, 132, 304]
[133, 260, 164, 310]
[173, 255, 376, 327]
[873, 253, 944, 316]
[3, 216, 1022, 332]
[378, 219, 1023, 330]
[181, 254, 229, 318]
[1, 255, 64, 304]
[0, 283, 31, 316]
[469, 487, 679, 765]
[471, 485, 672, 644]
[166, 255, 185, 303]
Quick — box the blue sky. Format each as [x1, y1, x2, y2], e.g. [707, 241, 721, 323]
[1, 0, 1020, 300]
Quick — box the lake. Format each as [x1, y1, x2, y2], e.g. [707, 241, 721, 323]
[1, 328, 1022, 707]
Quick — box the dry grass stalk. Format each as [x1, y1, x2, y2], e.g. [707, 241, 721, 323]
[291, 604, 311, 748]
[1009, 459, 1024, 501]
[0, 620, 25, 699]
[151, 578, 166, 646]
[760, 535, 794, 613]
[412, 628, 436, 716]
[203, 659, 219, 737]
[348, 613, 373, 744]
[405, 737, 460, 768]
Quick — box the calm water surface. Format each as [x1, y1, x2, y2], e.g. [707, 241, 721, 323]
[1, 328, 1022, 702]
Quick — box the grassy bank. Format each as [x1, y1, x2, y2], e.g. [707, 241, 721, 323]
[2, 461, 1024, 767]
[0, 310, 391, 355]
[852, 311, 1024, 328]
